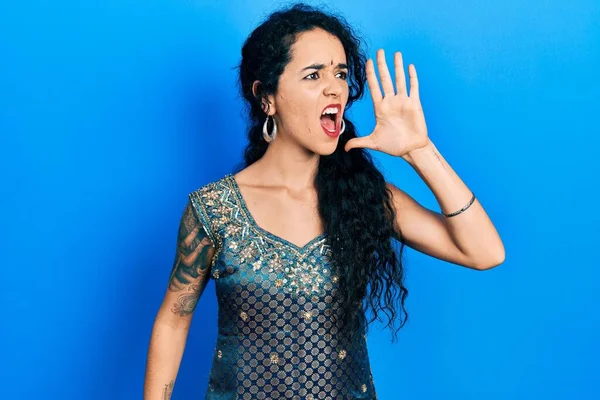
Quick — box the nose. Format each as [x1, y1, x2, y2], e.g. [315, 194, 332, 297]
[323, 73, 344, 97]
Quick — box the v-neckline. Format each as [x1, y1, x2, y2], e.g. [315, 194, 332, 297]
[226, 174, 327, 253]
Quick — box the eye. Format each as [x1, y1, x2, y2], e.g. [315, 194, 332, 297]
[305, 71, 349, 80]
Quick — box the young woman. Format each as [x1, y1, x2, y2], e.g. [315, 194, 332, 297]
[144, 3, 505, 399]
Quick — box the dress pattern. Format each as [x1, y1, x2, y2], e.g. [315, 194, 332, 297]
[189, 174, 378, 400]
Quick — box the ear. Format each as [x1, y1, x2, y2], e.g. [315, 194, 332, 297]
[252, 80, 276, 116]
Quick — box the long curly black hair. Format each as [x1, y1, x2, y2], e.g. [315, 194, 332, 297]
[232, 2, 409, 342]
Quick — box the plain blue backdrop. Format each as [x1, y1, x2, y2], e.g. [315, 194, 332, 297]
[1, 0, 598, 399]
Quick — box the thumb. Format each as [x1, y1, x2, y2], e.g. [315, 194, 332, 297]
[344, 136, 374, 152]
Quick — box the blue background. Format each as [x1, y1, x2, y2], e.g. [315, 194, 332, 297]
[1, 0, 598, 399]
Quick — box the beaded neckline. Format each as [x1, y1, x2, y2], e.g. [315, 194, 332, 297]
[225, 174, 327, 254]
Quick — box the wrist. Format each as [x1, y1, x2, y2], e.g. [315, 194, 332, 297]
[404, 139, 435, 167]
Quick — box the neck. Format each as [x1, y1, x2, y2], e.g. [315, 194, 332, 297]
[254, 132, 319, 191]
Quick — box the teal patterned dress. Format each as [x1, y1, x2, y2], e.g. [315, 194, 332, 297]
[189, 174, 378, 400]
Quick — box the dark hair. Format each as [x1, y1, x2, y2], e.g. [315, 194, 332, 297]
[233, 2, 408, 342]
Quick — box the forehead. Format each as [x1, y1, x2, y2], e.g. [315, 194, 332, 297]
[288, 28, 346, 65]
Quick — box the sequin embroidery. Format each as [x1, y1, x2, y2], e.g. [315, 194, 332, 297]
[189, 174, 378, 399]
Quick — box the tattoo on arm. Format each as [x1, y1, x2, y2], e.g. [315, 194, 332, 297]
[433, 148, 445, 169]
[162, 380, 174, 400]
[168, 202, 214, 316]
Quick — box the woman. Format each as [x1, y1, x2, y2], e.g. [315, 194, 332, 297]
[144, 3, 505, 399]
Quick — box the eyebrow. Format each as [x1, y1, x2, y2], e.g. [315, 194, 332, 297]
[301, 62, 348, 72]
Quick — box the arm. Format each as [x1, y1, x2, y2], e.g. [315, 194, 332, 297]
[144, 201, 215, 400]
[388, 140, 505, 270]
[341, 50, 503, 269]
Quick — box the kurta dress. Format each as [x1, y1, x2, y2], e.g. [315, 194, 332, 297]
[189, 174, 378, 400]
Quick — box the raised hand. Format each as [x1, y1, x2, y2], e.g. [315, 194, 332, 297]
[345, 49, 430, 162]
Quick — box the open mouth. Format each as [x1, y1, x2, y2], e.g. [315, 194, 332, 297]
[319, 104, 341, 135]
[320, 112, 337, 132]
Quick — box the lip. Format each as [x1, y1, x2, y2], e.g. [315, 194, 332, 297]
[320, 103, 342, 138]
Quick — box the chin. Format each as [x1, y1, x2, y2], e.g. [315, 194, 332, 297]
[311, 141, 339, 156]
[298, 129, 339, 156]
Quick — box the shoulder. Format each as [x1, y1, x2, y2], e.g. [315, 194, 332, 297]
[189, 173, 232, 201]
[385, 181, 413, 209]
[187, 174, 233, 247]
[187, 173, 233, 224]
[384, 181, 426, 222]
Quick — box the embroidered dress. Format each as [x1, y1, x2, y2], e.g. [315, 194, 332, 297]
[189, 174, 377, 400]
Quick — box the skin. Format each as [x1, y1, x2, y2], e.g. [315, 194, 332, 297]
[144, 203, 215, 400]
[256, 27, 350, 161]
[162, 380, 174, 400]
[234, 28, 349, 248]
[145, 23, 504, 400]
[349, 48, 504, 269]
[236, 29, 504, 269]
[166, 202, 214, 317]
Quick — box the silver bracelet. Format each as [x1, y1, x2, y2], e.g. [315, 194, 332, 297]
[442, 192, 476, 218]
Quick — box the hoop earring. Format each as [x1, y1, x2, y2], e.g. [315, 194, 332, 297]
[262, 115, 277, 143]
[339, 118, 346, 135]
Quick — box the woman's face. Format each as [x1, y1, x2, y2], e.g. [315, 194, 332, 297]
[263, 28, 349, 155]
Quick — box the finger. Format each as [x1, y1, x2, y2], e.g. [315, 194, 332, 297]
[408, 64, 420, 100]
[394, 52, 407, 96]
[365, 58, 382, 103]
[376, 49, 395, 97]
[344, 136, 375, 152]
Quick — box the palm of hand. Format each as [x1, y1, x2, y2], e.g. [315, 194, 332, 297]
[345, 49, 430, 161]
